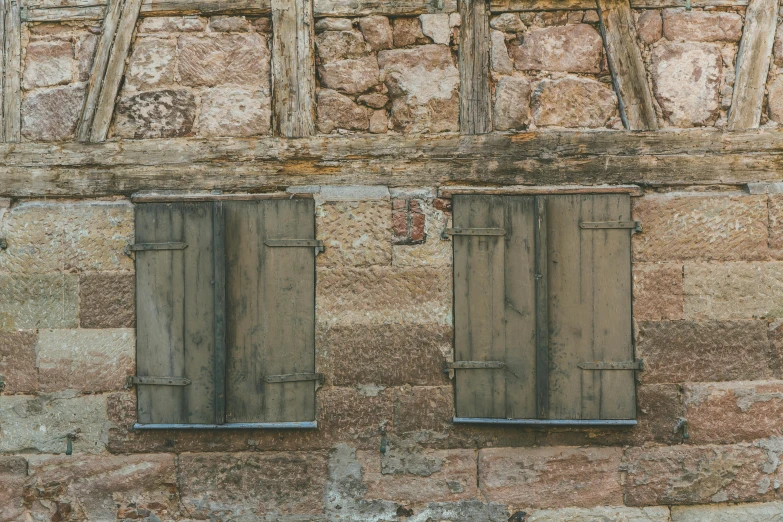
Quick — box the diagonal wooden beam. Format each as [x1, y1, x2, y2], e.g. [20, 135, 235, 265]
[90, 0, 142, 142]
[3, 0, 21, 142]
[459, 0, 492, 134]
[76, 0, 124, 142]
[597, 0, 658, 130]
[271, 0, 316, 137]
[727, 0, 777, 130]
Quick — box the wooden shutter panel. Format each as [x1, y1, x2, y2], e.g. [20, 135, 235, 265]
[547, 194, 635, 420]
[135, 203, 217, 424]
[225, 199, 316, 423]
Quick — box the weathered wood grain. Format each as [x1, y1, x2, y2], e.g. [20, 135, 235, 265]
[3, 0, 21, 142]
[21, 4, 103, 19]
[141, 0, 269, 15]
[313, 0, 456, 16]
[727, 0, 777, 130]
[76, 0, 124, 141]
[459, 0, 491, 134]
[271, 0, 315, 137]
[597, 0, 657, 130]
[90, 0, 142, 142]
[491, 0, 746, 10]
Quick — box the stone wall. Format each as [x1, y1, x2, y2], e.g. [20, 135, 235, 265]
[3, 187, 783, 520]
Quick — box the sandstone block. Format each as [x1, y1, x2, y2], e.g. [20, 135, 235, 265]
[319, 386, 395, 444]
[652, 42, 721, 127]
[251, 16, 271, 33]
[114, 89, 197, 139]
[316, 17, 352, 32]
[318, 55, 380, 94]
[771, 322, 783, 378]
[633, 263, 684, 321]
[208, 15, 251, 32]
[394, 386, 453, 434]
[21, 83, 85, 141]
[358, 92, 388, 108]
[79, 272, 135, 328]
[532, 76, 617, 128]
[198, 86, 272, 137]
[0, 331, 38, 393]
[671, 502, 783, 521]
[0, 274, 79, 330]
[490, 13, 526, 33]
[138, 15, 207, 32]
[624, 441, 783, 505]
[124, 37, 177, 90]
[775, 23, 783, 67]
[685, 381, 783, 444]
[0, 200, 133, 274]
[493, 75, 531, 130]
[393, 17, 427, 47]
[316, 29, 368, 63]
[662, 8, 743, 42]
[490, 29, 514, 74]
[37, 328, 134, 393]
[636, 320, 772, 383]
[178, 452, 328, 517]
[773, 75, 783, 121]
[25, 454, 177, 520]
[479, 447, 624, 509]
[770, 195, 783, 250]
[420, 14, 451, 45]
[633, 194, 768, 262]
[369, 109, 389, 133]
[636, 10, 662, 45]
[178, 33, 270, 87]
[527, 506, 672, 522]
[316, 89, 371, 133]
[22, 40, 75, 89]
[683, 262, 783, 320]
[635, 383, 686, 444]
[0, 393, 109, 453]
[359, 448, 477, 503]
[509, 24, 603, 73]
[358, 15, 393, 51]
[316, 266, 451, 326]
[75, 32, 98, 81]
[0, 456, 27, 522]
[316, 200, 391, 266]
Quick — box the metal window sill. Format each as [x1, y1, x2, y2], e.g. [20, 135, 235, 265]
[133, 421, 317, 430]
[453, 418, 637, 427]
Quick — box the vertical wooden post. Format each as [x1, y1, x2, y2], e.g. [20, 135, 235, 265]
[534, 196, 549, 419]
[728, 0, 777, 130]
[212, 201, 227, 425]
[596, 0, 658, 130]
[3, 0, 21, 142]
[459, 0, 491, 134]
[0, 0, 6, 143]
[271, 0, 316, 137]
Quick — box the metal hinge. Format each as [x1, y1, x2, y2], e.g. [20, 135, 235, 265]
[127, 242, 188, 252]
[578, 359, 644, 371]
[443, 228, 506, 236]
[264, 239, 324, 255]
[580, 221, 642, 232]
[446, 361, 505, 370]
[127, 376, 192, 387]
[264, 373, 325, 385]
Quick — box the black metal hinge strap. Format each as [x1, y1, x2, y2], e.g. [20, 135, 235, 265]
[444, 228, 506, 236]
[580, 221, 642, 232]
[127, 376, 192, 386]
[578, 360, 644, 371]
[265, 373, 325, 384]
[446, 361, 506, 370]
[264, 239, 323, 247]
[128, 242, 188, 251]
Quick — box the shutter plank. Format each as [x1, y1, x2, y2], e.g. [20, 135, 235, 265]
[503, 196, 537, 419]
[453, 195, 506, 418]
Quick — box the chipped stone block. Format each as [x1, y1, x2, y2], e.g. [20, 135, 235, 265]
[124, 37, 177, 90]
[178, 452, 328, 517]
[420, 14, 451, 45]
[490, 29, 514, 74]
[527, 506, 672, 522]
[22, 40, 75, 89]
[633, 263, 684, 321]
[636, 10, 663, 45]
[79, 272, 135, 328]
[671, 502, 783, 521]
[0, 456, 27, 522]
[0, 393, 109, 453]
[369, 109, 389, 133]
[316, 29, 368, 63]
[685, 381, 783, 444]
[479, 447, 624, 509]
[393, 17, 427, 47]
[318, 386, 395, 444]
[315, 17, 352, 32]
[21, 83, 85, 141]
[317, 89, 371, 133]
[138, 15, 207, 32]
[509, 24, 603, 73]
[633, 194, 769, 262]
[491, 13, 526, 33]
[317, 266, 451, 326]
[178, 33, 270, 87]
[75, 32, 98, 82]
[625, 440, 783, 505]
[394, 386, 452, 434]
[494, 75, 531, 130]
[532, 76, 617, 128]
[358, 15, 393, 51]
[662, 8, 743, 43]
[316, 200, 391, 266]
[198, 86, 271, 137]
[0, 331, 38, 393]
[636, 320, 772, 383]
[318, 55, 380, 94]
[683, 262, 783, 320]
[37, 328, 134, 393]
[321, 324, 451, 386]
[26, 454, 177, 520]
[0, 274, 79, 330]
[114, 89, 197, 139]
[358, 92, 388, 108]
[768, 75, 783, 124]
[0, 200, 133, 274]
[635, 383, 686, 444]
[319, 185, 389, 201]
[652, 42, 722, 127]
[208, 15, 251, 32]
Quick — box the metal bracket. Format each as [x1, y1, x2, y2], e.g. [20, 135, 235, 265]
[580, 221, 642, 232]
[265, 373, 325, 385]
[264, 239, 324, 255]
[446, 361, 505, 370]
[127, 376, 192, 386]
[443, 228, 506, 236]
[128, 242, 188, 252]
[578, 360, 644, 371]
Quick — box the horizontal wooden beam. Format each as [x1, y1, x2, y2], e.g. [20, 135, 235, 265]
[490, 0, 747, 11]
[2, 130, 783, 197]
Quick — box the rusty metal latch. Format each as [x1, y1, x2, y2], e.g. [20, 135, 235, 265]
[445, 361, 505, 380]
[128, 242, 188, 252]
[444, 228, 506, 236]
[127, 376, 192, 386]
[264, 239, 324, 255]
[580, 221, 642, 232]
[578, 360, 644, 371]
[265, 373, 325, 385]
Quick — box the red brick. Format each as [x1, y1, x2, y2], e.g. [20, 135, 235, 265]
[410, 211, 426, 242]
[79, 272, 135, 328]
[393, 207, 408, 238]
[433, 197, 452, 212]
[0, 331, 37, 393]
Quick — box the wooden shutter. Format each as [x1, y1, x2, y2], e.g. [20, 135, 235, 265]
[225, 198, 317, 423]
[135, 202, 218, 424]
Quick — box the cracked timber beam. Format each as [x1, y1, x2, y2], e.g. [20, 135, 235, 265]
[597, 0, 658, 130]
[727, 0, 778, 130]
[459, 0, 492, 134]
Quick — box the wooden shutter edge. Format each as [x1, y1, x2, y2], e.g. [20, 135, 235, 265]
[452, 418, 637, 426]
[213, 201, 227, 425]
[131, 191, 314, 203]
[534, 196, 549, 419]
[133, 421, 318, 429]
